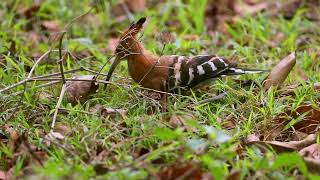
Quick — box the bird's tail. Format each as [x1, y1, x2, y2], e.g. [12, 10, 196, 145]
[222, 68, 267, 76]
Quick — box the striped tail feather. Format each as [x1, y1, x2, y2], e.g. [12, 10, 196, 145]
[222, 68, 267, 76]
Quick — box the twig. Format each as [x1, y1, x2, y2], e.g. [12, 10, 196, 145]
[33, 67, 84, 80]
[0, 67, 104, 93]
[51, 32, 67, 131]
[51, 84, 67, 130]
[58, 32, 67, 84]
[18, 50, 52, 94]
[197, 91, 229, 105]
[5, 81, 60, 98]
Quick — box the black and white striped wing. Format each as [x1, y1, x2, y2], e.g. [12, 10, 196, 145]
[168, 55, 264, 90]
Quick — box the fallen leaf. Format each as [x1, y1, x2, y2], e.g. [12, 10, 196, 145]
[263, 52, 296, 90]
[158, 31, 175, 44]
[168, 112, 195, 129]
[28, 32, 41, 48]
[41, 20, 61, 32]
[235, 1, 271, 16]
[157, 163, 213, 180]
[226, 170, 240, 180]
[299, 143, 320, 173]
[290, 105, 320, 134]
[6, 127, 19, 151]
[66, 75, 99, 105]
[0, 170, 6, 180]
[23, 4, 40, 19]
[246, 133, 317, 153]
[126, 0, 146, 12]
[314, 82, 320, 90]
[44, 131, 64, 146]
[54, 124, 72, 136]
[303, 157, 320, 173]
[299, 144, 320, 159]
[90, 104, 128, 120]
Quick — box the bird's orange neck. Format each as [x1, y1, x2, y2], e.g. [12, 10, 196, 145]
[126, 49, 158, 83]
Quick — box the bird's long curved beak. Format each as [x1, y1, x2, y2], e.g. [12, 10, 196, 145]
[104, 56, 121, 88]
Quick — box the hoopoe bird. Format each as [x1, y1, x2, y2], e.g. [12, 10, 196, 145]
[106, 17, 265, 92]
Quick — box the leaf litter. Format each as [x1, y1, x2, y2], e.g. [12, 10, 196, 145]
[1, 0, 320, 178]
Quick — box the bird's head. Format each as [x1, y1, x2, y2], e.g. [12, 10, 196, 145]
[114, 17, 146, 60]
[105, 17, 146, 83]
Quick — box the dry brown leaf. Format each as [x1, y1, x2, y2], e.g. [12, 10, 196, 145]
[246, 134, 317, 153]
[303, 157, 320, 173]
[263, 52, 296, 90]
[226, 170, 240, 180]
[299, 144, 320, 159]
[314, 82, 320, 90]
[126, 0, 146, 13]
[235, 1, 271, 16]
[44, 131, 64, 146]
[54, 124, 72, 136]
[168, 112, 195, 129]
[28, 32, 41, 48]
[0, 170, 7, 180]
[90, 104, 128, 120]
[23, 4, 40, 19]
[66, 75, 99, 105]
[41, 20, 61, 32]
[6, 127, 19, 151]
[157, 163, 213, 180]
[290, 105, 320, 134]
[299, 143, 320, 173]
[158, 31, 175, 44]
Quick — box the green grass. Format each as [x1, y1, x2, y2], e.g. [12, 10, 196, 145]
[1, 0, 320, 179]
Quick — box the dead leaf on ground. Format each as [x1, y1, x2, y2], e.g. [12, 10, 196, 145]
[289, 105, 320, 134]
[1, 134, 48, 179]
[90, 104, 128, 120]
[157, 163, 213, 180]
[41, 20, 61, 32]
[66, 75, 99, 105]
[279, 0, 320, 21]
[126, 0, 146, 13]
[235, 1, 272, 17]
[263, 52, 296, 90]
[158, 31, 176, 45]
[44, 131, 64, 146]
[299, 143, 320, 173]
[23, 4, 41, 19]
[28, 32, 42, 48]
[54, 124, 72, 136]
[6, 127, 19, 151]
[0, 170, 7, 180]
[168, 112, 195, 129]
[217, 116, 237, 130]
[314, 82, 320, 90]
[245, 133, 317, 153]
[226, 170, 240, 180]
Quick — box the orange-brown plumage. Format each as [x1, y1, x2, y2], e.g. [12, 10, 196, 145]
[105, 17, 265, 93]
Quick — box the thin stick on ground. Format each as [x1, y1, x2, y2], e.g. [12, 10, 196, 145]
[0, 68, 82, 93]
[51, 32, 67, 131]
[197, 91, 229, 105]
[51, 83, 67, 130]
[6, 81, 60, 97]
